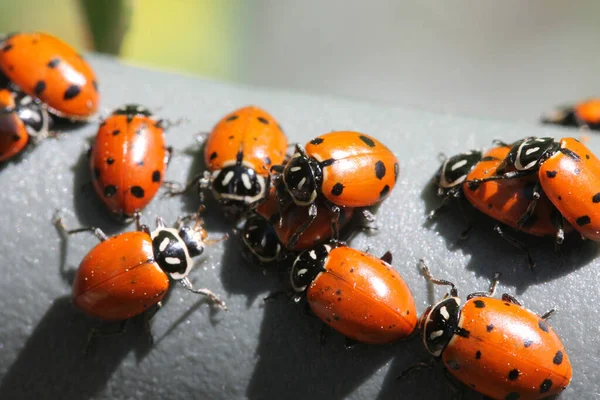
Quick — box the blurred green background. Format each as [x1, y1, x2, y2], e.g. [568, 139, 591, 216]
[1, 0, 599, 122]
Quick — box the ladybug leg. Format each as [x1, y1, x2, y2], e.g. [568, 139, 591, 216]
[163, 172, 207, 196]
[53, 212, 107, 242]
[328, 204, 341, 242]
[83, 320, 127, 356]
[501, 293, 522, 306]
[541, 309, 556, 320]
[455, 199, 473, 241]
[143, 302, 163, 345]
[396, 358, 437, 380]
[492, 139, 513, 147]
[467, 273, 501, 299]
[287, 202, 318, 249]
[493, 225, 535, 269]
[419, 260, 459, 297]
[380, 251, 393, 264]
[516, 181, 542, 228]
[164, 146, 173, 166]
[179, 277, 227, 310]
[466, 169, 534, 190]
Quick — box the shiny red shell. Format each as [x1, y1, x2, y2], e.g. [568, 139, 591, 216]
[73, 231, 169, 321]
[204, 105, 287, 175]
[464, 145, 572, 236]
[574, 99, 600, 125]
[304, 131, 399, 207]
[0, 89, 28, 161]
[90, 112, 167, 220]
[538, 137, 600, 240]
[306, 247, 416, 344]
[256, 187, 354, 250]
[0, 32, 99, 119]
[443, 297, 572, 399]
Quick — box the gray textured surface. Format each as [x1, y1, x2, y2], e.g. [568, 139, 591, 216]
[0, 55, 597, 400]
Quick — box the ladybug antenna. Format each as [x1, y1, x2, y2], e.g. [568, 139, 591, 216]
[419, 260, 458, 297]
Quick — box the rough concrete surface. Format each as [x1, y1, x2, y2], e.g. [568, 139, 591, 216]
[0, 56, 597, 400]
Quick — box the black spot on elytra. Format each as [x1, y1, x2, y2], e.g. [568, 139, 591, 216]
[508, 369, 520, 381]
[375, 161, 386, 179]
[576, 215, 591, 226]
[225, 115, 238, 122]
[487, 203, 492, 209]
[321, 158, 335, 167]
[104, 185, 117, 197]
[504, 302, 511, 306]
[538, 319, 549, 333]
[210, 151, 218, 160]
[546, 170, 557, 178]
[137, 161, 144, 166]
[2, 44, 13, 52]
[152, 170, 161, 182]
[130, 186, 145, 198]
[332, 183, 344, 196]
[586, 154, 590, 160]
[257, 116, 269, 124]
[112, 129, 120, 136]
[505, 392, 520, 400]
[47, 58, 60, 68]
[106, 157, 114, 165]
[359, 135, 376, 147]
[34, 80, 46, 96]
[379, 185, 390, 199]
[474, 300, 485, 308]
[228, 135, 234, 139]
[447, 360, 459, 370]
[264, 156, 271, 165]
[475, 350, 481, 359]
[553, 350, 563, 365]
[486, 324, 494, 332]
[93, 168, 100, 180]
[12, 134, 20, 141]
[524, 339, 533, 348]
[558, 196, 562, 201]
[593, 193, 600, 203]
[63, 85, 81, 100]
[540, 379, 553, 394]
[310, 137, 324, 145]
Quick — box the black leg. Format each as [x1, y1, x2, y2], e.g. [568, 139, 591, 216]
[501, 293, 522, 306]
[163, 172, 205, 196]
[287, 202, 318, 249]
[397, 359, 436, 380]
[466, 273, 500, 299]
[143, 302, 163, 345]
[541, 309, 556, 320]
[516, 180, 542, 228]
[380, 251, 393, 264]
[419, 260, 458, 297]
[53, 212, 107, 242]
[493, 225, 535, 269]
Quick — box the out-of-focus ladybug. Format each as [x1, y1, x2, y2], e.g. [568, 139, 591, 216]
[168, 106, 288, 220]
[272, 131, 398, 242]
[542, 98, 600, 130]
[54, 212, 226, 348]
[90, 104, 170, 222]
[469, 136, 600, 241]
[0, 32, 99, 120]
[0, 89, 50, 162]
[290, 244, 416, 344]
[418, 261, 572, 399]
[433, 143, 571, 244]
[238, 214, 282, 265]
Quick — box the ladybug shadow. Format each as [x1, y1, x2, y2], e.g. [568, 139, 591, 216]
[245, 297, 423, 399]
[420, 179, 598, 294]
[70, 141, 126, 236]
[51, 115, 91, 133]
[0, 296, 153, 400]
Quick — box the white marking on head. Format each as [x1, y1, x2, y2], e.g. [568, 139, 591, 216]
[222, 170, 235, 186]
[430, 330, 444, 340]
[260, 235, 267, 247]
[247, 224, 259, 231]
[526, 147, 540, 156]
[292, 152, 301, 159]
[291, 166, 302, 172]
[159, 237, 170, 252]
[165, 257, 181, 265]
[440, 306, 450, 320]
[451, 159, 467, 171]
[297, 268, 308, 276]
[241, 173, 252, 190]
[297, 177, 307, 190]
[309, 250, 317, 260]
[324, 244, 332, 252]
[21, 96, 32, 105]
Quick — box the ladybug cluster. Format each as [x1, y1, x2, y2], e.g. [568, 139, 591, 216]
[1, 32, 582, 400]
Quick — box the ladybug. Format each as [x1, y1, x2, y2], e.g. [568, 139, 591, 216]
[469, 137, 600, 240]
[273, 131, 398, 241]
[0, 32, 99, 120]
[290, 244, 416, 344]
[239, 214, 282, 265]
[170, 106, 288, 220]
[434, 143, 570, 242]
[542, 98, 600, 130]
[90, 104, 170, 222]
[418, 262, 572, 399]
[256, 187, 355, 251]
[0, 88, 50, 162]
[55, 213, 226, 323]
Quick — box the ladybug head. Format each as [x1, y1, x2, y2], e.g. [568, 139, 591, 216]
[240, 215, 281, 265]
[112, 104, 153, 118]
[13, 93, 51, 138]
[419, 296, 461, 357]
[283, 146, 320, 206]
[290, 244, 333, 292]
[434, 150, 482, 196]
[150, 220, 206, 280]
[509, 137, 559, 172]
[211, 161, 268, 219]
